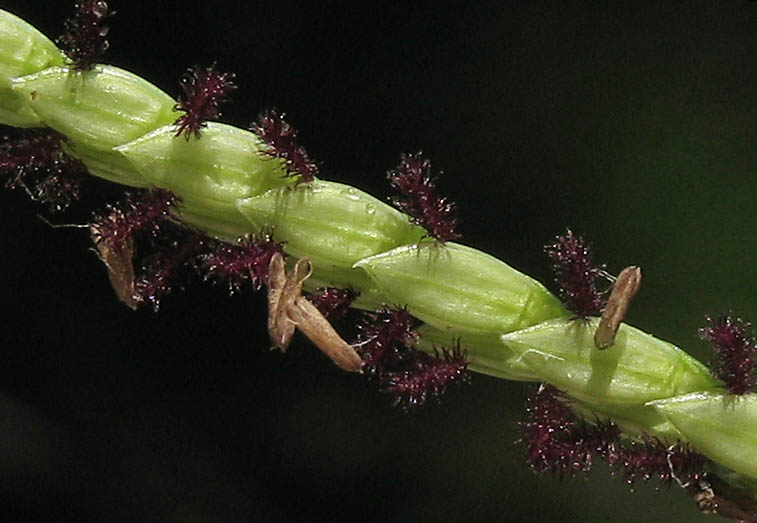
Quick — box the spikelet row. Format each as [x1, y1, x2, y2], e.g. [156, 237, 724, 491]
[1, 8, 756, 501]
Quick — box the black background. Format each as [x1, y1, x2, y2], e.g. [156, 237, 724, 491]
[0, 2, 756, 521]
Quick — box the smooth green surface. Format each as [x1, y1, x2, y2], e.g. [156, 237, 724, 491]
[117, 123, 288, 203]
[502, 318, 718, 405]
[0, 10, 62, 86]
[238, 181, 425, 268]
[355, 242, 568, 335]
[64, 141, 150, 188]
[0, 89, 42, 127]
[651, 392, 757, 479]
[0, 9, 63, 126]
[176, 198, 259, 241]
[12, 65, 176, 152]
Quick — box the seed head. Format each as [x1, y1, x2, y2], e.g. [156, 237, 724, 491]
[387, 152, 460, 243]
[174, 64, 236, 140]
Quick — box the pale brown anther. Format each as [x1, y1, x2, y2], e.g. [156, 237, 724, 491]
[266, 252, 363, 373]
[594, 266, 642, 349]
[287, 297, 364, 372]
[90, 225, 140, 310]
[267, 253, 307, 351]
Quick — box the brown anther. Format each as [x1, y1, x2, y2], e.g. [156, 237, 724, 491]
[267, 253, 309, 351]
[266, 252, 363, 373]
[691, 475, 757, 522]
[287, 296, 364, 372]
[90, 225, 140, 310]
[692, 479, 717, 515]
[594, 266, 642, 349]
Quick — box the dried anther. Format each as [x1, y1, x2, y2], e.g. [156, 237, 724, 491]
[91, 219, 203, 311]
[267, 253, 308, 351]
[252, 110, 319, 183]
[58, 1, 113, 70]
[288, 296, 364, 373]
[594, 266, 642, 349]
[90, 225, 138, 310]
[387, 152, 460, 243]
[91, 192, 200, 310]
[691, 474, 757, 521]
[266, 253, 363, 372]
[173, 64, 236, 140]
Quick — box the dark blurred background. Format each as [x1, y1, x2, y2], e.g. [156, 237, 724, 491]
[0, 1, 755, 521]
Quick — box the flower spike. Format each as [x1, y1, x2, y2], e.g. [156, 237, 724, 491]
[2, 8, 756, 519]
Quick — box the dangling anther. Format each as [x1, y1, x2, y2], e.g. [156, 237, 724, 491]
[90, 225, 140, 310]
[594, 266, 642, 349]
[267, 252, 309, 351]
[267, 252, 363, 372]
